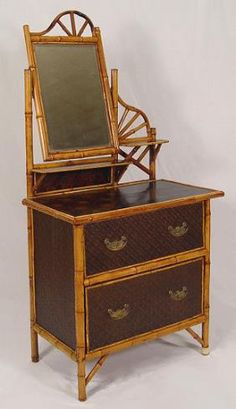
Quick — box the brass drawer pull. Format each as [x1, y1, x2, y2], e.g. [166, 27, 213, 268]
[104, 235, 127, 252]
[108, 304, 130, 320]
[168, 222, 188, 237]
[169, 286, 188, 301]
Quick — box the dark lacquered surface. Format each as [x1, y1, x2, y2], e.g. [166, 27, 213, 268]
[34, 179, 222, 217]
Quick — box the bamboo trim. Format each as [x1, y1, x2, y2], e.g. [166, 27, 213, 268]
[24, 69, 34, 197]
[185, 328, 204, 346]
[23, 25, 35, 68]
[73, 226, 87, 401]
[33, 181, 113, 198]
[86, 258, 203, 291]
[27, 208, 39, 362]
[84, 248, 207, 286]
[30, 10, 94, 37]
[33, 160, 128, 174]
[47, 147, 117, 161]
[31, 36, 97, 43]
[31, 67, 49, 160]
[86, 315, 206, 360]
[85, 355, 108, 385]
[34, 323, 76, 361]
[22, 198, 76, 224]
[120, 139, 169, 146]
[33, 156, 113, 170]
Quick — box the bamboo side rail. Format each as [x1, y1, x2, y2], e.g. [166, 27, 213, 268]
[73, 226, 87, 401]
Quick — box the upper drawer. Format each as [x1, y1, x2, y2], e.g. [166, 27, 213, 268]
[85, 202, 204, 276]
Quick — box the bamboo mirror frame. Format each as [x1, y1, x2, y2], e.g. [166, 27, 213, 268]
[23, 10, 118, 161]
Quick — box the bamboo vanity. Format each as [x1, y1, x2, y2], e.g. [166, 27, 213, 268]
[22, 10, 224, 401]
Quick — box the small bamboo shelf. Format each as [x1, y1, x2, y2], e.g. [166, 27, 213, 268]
[32, 160, 129, 174]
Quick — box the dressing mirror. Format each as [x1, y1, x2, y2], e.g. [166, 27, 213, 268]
[24, 12, 117, 160]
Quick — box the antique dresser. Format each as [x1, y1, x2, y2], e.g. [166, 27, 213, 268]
[22, 10, 224, 401]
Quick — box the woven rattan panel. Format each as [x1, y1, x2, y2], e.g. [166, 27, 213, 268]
[87, 259, 203, 351]
[33, 211, 76, 349]
[85, 203, 203, 276]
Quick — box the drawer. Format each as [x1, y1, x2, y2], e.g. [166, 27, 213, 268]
[86, 259, 203, 351]
[85, 203, 203, 276]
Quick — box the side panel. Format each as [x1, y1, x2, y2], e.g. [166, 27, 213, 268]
[33, 211, 76, 349]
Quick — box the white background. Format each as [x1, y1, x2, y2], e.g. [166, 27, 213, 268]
[0, 1, 235, 408]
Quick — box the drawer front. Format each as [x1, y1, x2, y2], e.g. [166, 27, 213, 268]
[86, 259, 203, 351]
[85, 203, 203, 276]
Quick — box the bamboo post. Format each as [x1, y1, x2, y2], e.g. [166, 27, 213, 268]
[24, 69, 34, 197]
[202, 200, 211, 355]
[27, 208, 39, 362]
[149, 128, 157, 180]
[73, 226, 87, 401]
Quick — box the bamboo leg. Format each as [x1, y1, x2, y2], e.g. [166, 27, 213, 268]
[74, 226, 87, 401]
[27, 208, 39, 362]
[78, 360, 86, 401]
[202, 200, 211, 356]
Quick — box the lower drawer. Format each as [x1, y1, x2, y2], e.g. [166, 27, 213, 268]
[86, 259, 203, 351]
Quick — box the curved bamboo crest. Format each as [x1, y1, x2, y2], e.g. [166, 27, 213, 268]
[118, 96, 151, 142]
[31, 10, 94, 37]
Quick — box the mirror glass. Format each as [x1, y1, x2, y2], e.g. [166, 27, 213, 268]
[34, 44, 111, 152]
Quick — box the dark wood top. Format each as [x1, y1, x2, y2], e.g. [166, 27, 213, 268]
[23, 179, 224, 224]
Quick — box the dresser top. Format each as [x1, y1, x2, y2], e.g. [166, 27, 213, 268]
[23, 179, 224, 224]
